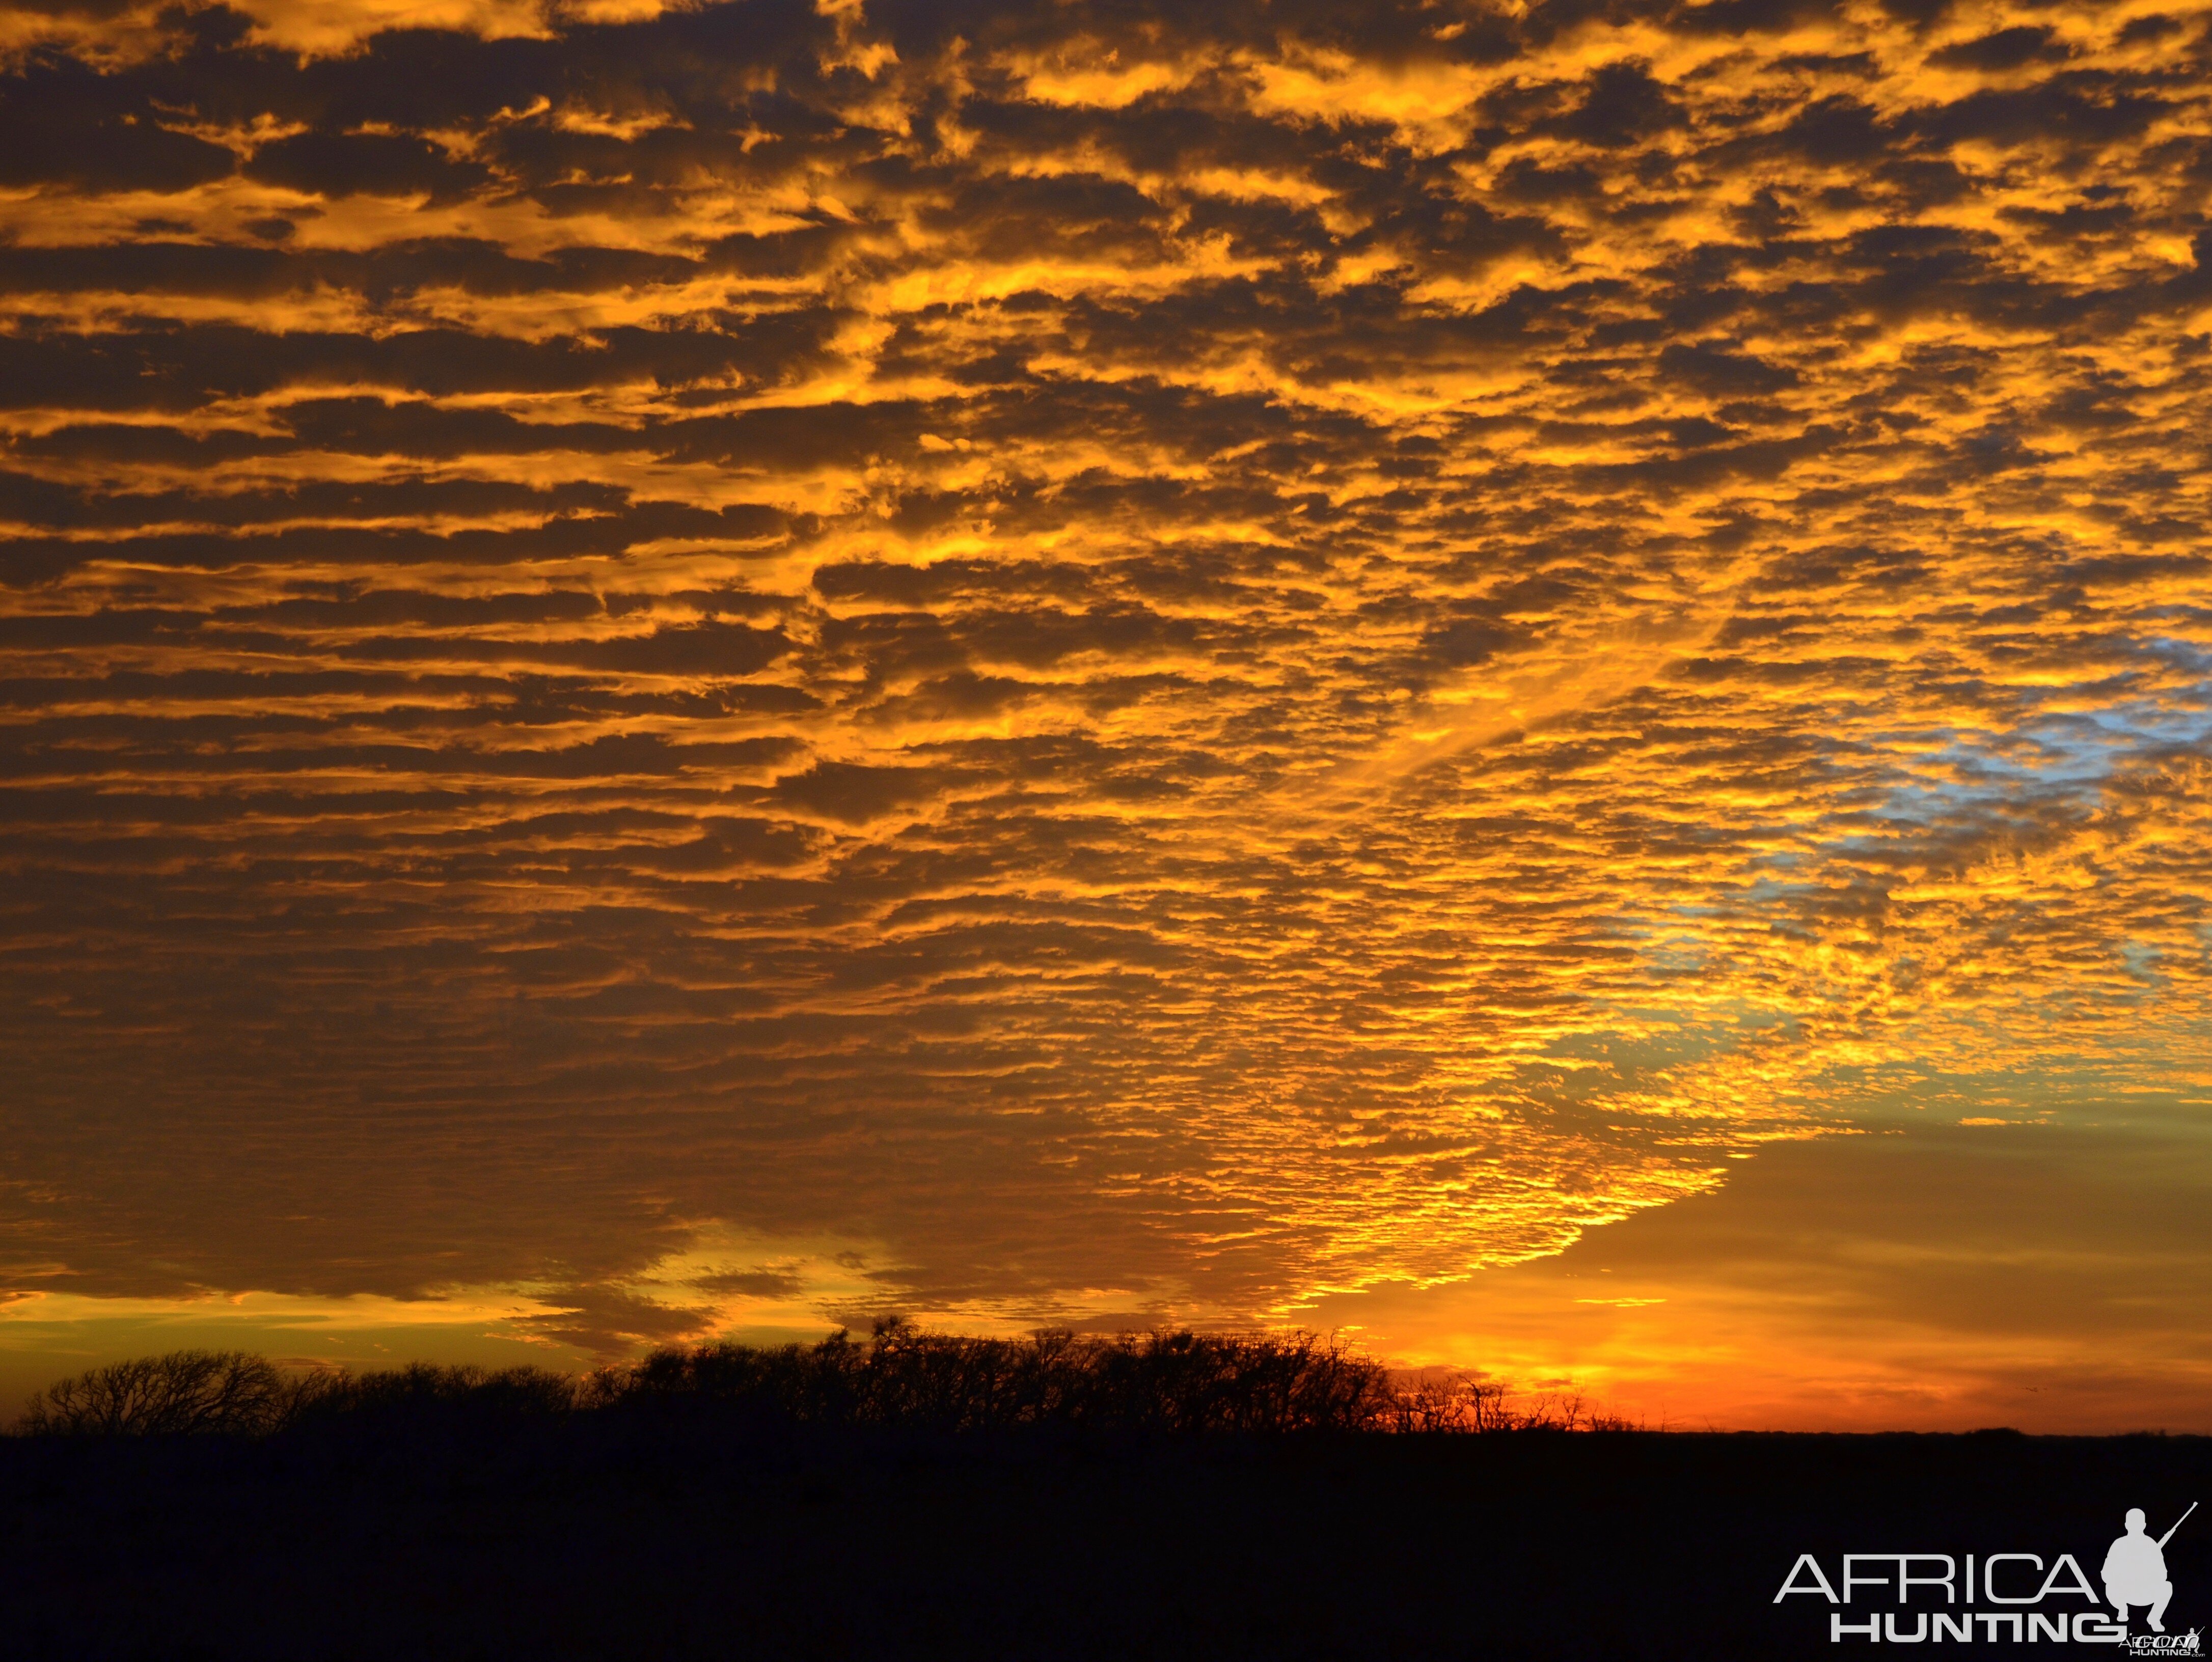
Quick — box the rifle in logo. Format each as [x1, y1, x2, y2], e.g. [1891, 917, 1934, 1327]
[2108, 1503, 2196, 1634]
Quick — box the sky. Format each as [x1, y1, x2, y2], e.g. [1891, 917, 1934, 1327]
[2, 0, 2209, 1431]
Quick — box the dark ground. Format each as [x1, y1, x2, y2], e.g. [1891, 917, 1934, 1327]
[1, 1420, 2204, 1660]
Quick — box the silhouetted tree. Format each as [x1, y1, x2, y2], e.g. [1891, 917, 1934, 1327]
[16, 1350, 297, 1436]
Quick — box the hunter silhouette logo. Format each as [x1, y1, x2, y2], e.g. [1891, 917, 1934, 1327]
[2109, 1505, 2195, 1634]
[1775, 1500, 2198, 1645]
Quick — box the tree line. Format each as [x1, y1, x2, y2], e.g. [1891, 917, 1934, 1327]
[11, 1321, 1637, 1438]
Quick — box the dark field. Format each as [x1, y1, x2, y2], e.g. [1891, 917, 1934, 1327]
[2, 1345, 2205, 1660]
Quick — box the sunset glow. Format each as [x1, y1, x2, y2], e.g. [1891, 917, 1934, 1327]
[4, 0, 2209, 1430]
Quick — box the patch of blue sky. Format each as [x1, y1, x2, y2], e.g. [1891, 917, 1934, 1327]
[1610, 888, 1818, 994]
[1572, 638, 2210, 1128]
[1537, 995, 1804, 1111]
[1617, 915, 1717, 977]
[1736, 869, 1823, 907]
[1859, 636, 2210, 829]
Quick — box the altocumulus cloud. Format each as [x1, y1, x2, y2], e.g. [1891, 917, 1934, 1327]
[1, 0, 2208, 1351]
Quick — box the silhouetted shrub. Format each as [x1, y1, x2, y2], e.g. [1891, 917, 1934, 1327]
[1380, 1373, 1646, 1433]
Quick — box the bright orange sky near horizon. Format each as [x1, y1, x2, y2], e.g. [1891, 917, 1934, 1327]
[2, 0, 2210, 1431]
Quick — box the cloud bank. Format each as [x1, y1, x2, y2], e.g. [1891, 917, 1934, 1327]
[2, 0, 2208, 1366]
